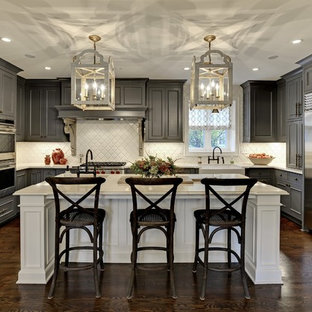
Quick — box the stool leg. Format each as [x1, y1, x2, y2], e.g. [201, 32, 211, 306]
[65, 228, 70, 269]
[168, 224, 177, 299]
[227, 228, 232, 270]
[93, 226, 101, 298]
[200, 225, 209, 301]
[48, 226, 60, 299]
[192, 221, 200, 273]
[127, 223, 137, 299]
[99, 223, 104, 270]
[240, 225, 250, 299]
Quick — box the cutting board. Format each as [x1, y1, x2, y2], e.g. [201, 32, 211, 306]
[118, 175, 194, 184]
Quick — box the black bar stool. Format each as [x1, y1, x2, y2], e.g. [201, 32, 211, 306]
[45, 176, 106, 299]
[125, 177, 183, 299]
[192, 178, 257, 300]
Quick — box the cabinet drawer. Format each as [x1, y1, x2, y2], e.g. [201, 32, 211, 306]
[288, 172, 302, 187]
[274, 170, 288, 182]
[0, 195, 16, 225]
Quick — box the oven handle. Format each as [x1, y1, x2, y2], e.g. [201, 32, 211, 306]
[0, 165, 15, 171]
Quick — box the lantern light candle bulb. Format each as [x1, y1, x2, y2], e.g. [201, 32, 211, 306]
[84, 83, 89, 98]
[200, 83, 205, 97]
[100, 84, 105, 98]
[216, 83, 219, 97]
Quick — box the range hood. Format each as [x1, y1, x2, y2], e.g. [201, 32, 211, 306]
[56, 105, 146, 157]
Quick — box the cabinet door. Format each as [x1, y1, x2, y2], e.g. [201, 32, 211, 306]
[275, 180, 290, 215]
[26, 86, 42, 140]
[147, 87, 166, 141]
[0, 195, 16, 225]
[303, 64, 312, 93]
[276, 80, 286, 142]
[286, 74, 302, 119]
[29, 169, 42, 185]
[287, 120, 303, 169]
[41, 169, 56, 181]
[16, 77, 25, 141]
[166, 87, 183, 141]
[44, 86, 65, 141]
[0, 69, 16, 119]
[115, 79, 147, 107]
[250, 84, 277, 142]
[289, 186, 303, 221]
[16, 170, 28, 190]
[60, 79, 71, 105]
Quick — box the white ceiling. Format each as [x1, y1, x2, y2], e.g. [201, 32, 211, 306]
[1, 0, 312, 84]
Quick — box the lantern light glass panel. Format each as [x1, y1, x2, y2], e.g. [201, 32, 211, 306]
[71, 50, 115, 110]
[190, 50, 233, 110]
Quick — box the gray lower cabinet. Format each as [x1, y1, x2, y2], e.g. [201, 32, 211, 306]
[146, 80, 185, 142]
[29, 169, 42, 185]
[241, 80, 277, 142]
[0, 195, 16, 226]
[25, 80, 67, 142]
[275, 170, 303, 223]
[16, 170, 28, 190]
[244, 168, 274, 185]
[287, 120, 303, 169]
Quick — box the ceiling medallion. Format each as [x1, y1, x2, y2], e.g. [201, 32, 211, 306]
[71, 35, 115, 111]
[190, 35, 233, 112]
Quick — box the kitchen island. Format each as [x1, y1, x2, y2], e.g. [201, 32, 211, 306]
[14, 174, 287, 286]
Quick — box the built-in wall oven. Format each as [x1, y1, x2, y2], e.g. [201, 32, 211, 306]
[0, 119, 16, 197]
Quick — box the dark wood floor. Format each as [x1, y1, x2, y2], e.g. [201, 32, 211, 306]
[1, 217, 312, 312]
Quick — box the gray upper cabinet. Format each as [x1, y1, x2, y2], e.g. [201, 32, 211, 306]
[276, 79, 286, 142]
[60, 78, 71, 105]
[303, 64, 312, 93]
[115, 79, 148, 107]
[146, 80, 185, 142]
[0, 59, 22, 120]
[241, 81, 277, 142]
[287, 119, 303, 169]
[283, 69, 302, 120]
[16, 76, 26, 141]
[25, 80, 67, 142]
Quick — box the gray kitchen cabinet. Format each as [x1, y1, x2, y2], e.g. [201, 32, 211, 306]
[287, 120, 303, 169]
[29, 169, 42, 185]
[0, 195, 17, 226]
[296, 54, 312, 94]
[16, 76, 26, 141]
[146, 80, 185, 142]
[115, 79, 148, 107]
[245, 168, 274, 185]
[276, 79, 286, 142]
[25, 80, 67, 142]
[283, 69, 303, 120]
[16, 170, 28, 190]
[60, 78, 71, 105]
[0, 59, 22, 121]
[241, 81, 277, 142]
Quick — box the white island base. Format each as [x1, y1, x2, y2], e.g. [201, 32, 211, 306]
[15, 174, 285, 285]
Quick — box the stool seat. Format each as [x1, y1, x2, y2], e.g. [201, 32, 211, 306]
[60, 208, 106, 227]
[194, 209, 241, 227]
[130, 209, 176, 224]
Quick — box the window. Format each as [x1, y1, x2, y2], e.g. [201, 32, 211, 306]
[187, 103, 236, 153]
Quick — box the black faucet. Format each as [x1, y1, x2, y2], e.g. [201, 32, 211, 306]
[208, 146, 225, 164]
[85, 149, 93, 172]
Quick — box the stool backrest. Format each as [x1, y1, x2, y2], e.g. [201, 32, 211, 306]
[45, 177, 105, 222]
[200, 178, 257, 222]
[125, 177, 183, 221]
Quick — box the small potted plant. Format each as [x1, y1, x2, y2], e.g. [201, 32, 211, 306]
[130, 155, 177, 178]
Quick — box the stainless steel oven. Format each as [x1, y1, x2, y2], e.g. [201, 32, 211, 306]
[0, 159, 15, 197]
[0, 119, 15, 161]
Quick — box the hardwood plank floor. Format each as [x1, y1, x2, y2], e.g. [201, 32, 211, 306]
[0, 217, 311, 311]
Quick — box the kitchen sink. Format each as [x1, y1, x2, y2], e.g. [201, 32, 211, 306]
[199, 164, 245, 174]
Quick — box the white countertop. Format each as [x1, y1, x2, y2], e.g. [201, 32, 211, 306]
[14, 173, 288, 197]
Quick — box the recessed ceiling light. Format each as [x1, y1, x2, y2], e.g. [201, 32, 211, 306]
[184, 67, 190, 71]
[292, 39, 302, 44]
[45, 66, 51, 70]
[252, 67, 259, 71]
[1, 37, 11, 42]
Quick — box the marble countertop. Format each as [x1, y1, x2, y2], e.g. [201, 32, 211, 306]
[16, 162, 302, 175]
[14, 173, 288, 197]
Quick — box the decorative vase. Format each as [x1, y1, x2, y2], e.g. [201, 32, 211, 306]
[44, 155, 51, 165]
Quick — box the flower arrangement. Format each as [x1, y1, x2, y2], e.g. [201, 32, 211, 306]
[130, 155, 177, 178]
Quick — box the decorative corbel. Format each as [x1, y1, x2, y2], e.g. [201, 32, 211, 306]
[63, 118, 77, 156]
